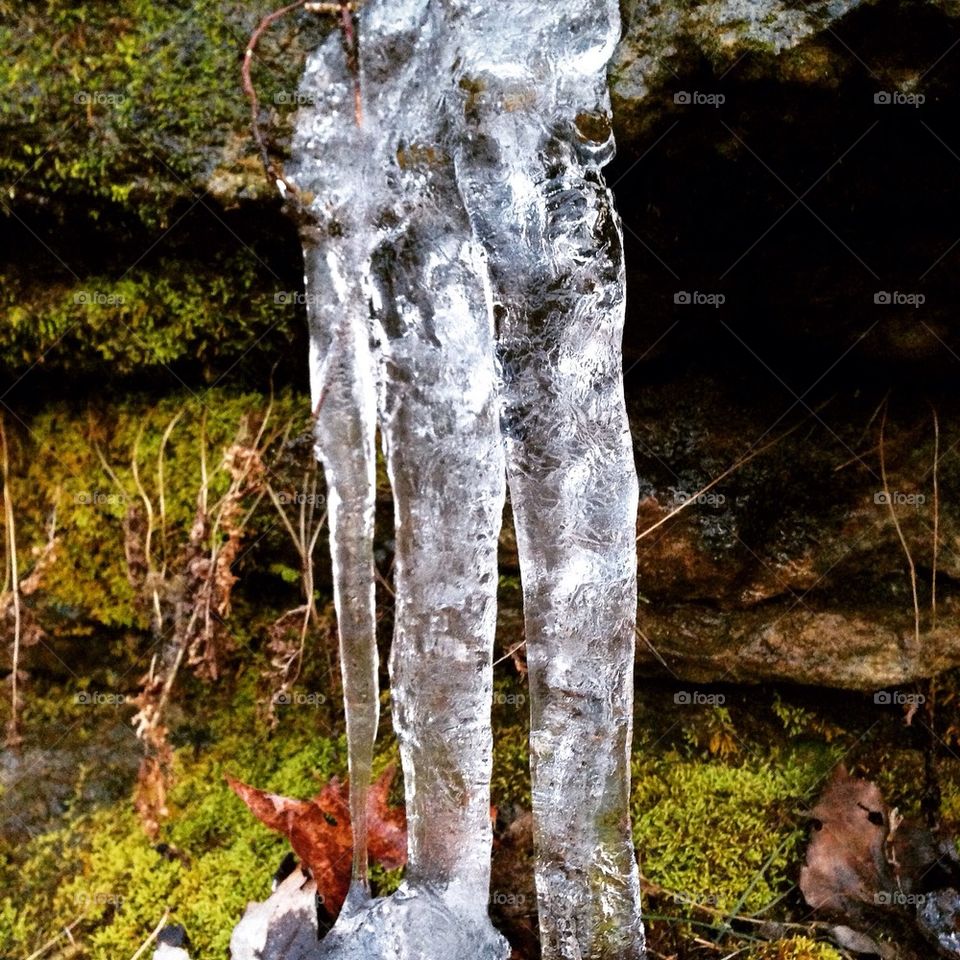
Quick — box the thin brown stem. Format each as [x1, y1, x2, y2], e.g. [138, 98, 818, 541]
[879, 407, 921, 650]
[492, 639, 525, 669]
[931, 406, 940, 629]
[130, 424, 155, 576]
[23, 916, 85, 960]
[242, 0, 310, 197]
[242, 0, 361, 213]
[0, 419, 22, 748]
[156, 410, 184, 571]
[128, 910, 170, 960]
[338, 0, 363, 125]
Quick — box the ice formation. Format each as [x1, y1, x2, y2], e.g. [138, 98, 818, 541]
[269, 1, 645, 957]
[287, 26, 380, 909]
[451, 3, 646, 955]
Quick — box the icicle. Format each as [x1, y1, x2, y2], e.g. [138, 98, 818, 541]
[305, 244, 379, 903]
[451, 2, 646, 957]
[275, 2, 643, 958]
[288, 6, 509, 957]
[289, 32, 380, 907]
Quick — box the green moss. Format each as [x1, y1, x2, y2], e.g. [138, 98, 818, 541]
[749, 936, 843, 959]
[0, 675, 947, 958]
[2, 388, 307, 634]
[0, 1, 318, 223]
[491, 676, 531, 810]
[0, 672, 344, 959]
[632, 741, 840, 915]
[0, 252, 296, 379]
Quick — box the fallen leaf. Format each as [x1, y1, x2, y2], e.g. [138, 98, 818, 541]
[800, 764, 895, 922]
[801, 765, 960, 957]
[227, 764, 406, 915]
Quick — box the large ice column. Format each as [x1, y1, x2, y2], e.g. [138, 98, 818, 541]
[289, 4, 510, 957]
[452, 3, 646, 958]
[360, 0, 507, 921]
[284, 2, 641, 957]
[289, 34, 380, 901]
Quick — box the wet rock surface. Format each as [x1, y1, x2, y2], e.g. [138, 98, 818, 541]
[7, 0, 960, 692]
[626, 380, 960, 689]
[499, 378, 960, 690]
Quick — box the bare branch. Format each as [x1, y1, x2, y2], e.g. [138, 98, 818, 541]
[241, 0, 362, 210]
[0, 418, 23, 748]
[242, 0, 310, 198]
[879, 406, 921, 650]
[156, 409, 185, 570]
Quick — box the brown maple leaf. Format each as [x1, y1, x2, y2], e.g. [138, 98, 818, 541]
[800, 765, 894, 920]
[800, 764, 960, 948]
[227, 764, 406, 915]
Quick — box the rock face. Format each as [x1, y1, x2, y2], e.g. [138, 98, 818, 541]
[6, 0, 960, 693]
[626, 379, 960, 690]
[612, 0, 867, 112]
[499, 374, 960, 690]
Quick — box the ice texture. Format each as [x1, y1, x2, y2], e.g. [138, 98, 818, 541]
[279, 1, 644, 958]
[288, 30, 380, 902]
[288, 3, 509, 958]
[451, 4, 646, 956]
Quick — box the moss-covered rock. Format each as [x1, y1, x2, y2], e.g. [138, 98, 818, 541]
[0, 252, 299, 381]
[0, 388, 309, 667]
[0, 0, 322, 222]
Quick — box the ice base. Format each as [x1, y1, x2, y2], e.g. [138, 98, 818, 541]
[317, 882, 510, 960]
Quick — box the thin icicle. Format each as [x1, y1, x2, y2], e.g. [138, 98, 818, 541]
[289, 32, 380, 904]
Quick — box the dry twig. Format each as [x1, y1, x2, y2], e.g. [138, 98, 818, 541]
[0, 418, 22, 748]
[879, 406, 921, 650]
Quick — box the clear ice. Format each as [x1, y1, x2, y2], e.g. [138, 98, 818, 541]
[452, 3, 645, 956]
[279, 1, 645, 958]
[289, 25, 380, 906]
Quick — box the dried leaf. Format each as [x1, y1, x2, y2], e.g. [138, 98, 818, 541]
[800, 765, 894, 921]
[365, 764, 407, 869]
[801, 765, 960, 957]
[227, 765, 406, 915]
